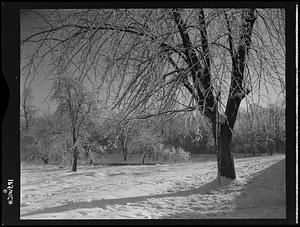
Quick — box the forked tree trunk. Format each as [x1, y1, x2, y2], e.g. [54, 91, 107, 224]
[173, 8, 255, 180]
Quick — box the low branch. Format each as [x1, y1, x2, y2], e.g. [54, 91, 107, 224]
[22, 24, 70, 44]
[133, 107, 197, 120]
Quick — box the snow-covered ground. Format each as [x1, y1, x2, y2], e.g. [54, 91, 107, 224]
[21, 154, 285, 219]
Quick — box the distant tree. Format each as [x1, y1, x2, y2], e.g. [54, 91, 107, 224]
[20, 86, 38, 162]
[233, 102, 285, 156]
[51, 76, 98, 171]
[125, 122, 163, 164]
[20, 130, 39, 162]
[105, 112, 133, 161]
[261, 103, 285, 155]
[20, 86, 36, 132]
[119, 125, 130, 161]
[271, 104, 285, 154]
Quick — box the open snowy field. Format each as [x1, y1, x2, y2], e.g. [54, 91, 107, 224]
[21, 154, 285, 219]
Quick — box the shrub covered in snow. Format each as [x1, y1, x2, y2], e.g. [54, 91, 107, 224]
[160, 146, 190, 163]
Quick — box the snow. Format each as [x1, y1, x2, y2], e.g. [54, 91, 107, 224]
[21, 154, 285, 219]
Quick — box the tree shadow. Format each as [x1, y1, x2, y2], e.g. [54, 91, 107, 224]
[22, 174, 231, 217]
[227, 159, 286, 218]
[161, 159, 286, 219]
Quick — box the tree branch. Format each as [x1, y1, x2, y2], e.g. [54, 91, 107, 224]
[224, 11, 234, 59]
[133, 107, 197, 120]
[225, 9, 256, 129]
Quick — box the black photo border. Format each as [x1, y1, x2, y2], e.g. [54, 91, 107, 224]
[2, 1, 297, 225]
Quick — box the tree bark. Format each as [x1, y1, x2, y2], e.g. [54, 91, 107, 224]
[121, 141, 127, 161]
[120, 128, 128, 162]
[219, 123, 236, 179]
[142, 151, 147, 164]
[72, 148, 78, 172]
[72, 129, 78, 171]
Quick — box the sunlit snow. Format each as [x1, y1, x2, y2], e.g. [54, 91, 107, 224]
[21, 155, 285, 219]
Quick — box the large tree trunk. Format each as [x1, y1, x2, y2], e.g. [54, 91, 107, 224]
[219, 123, 236, 179]
[211, 119, 236, 179]
[72, 148, 78, 172]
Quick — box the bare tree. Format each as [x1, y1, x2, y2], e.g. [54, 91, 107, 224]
[20, 86, 35, 132]
[51, 76, 97, 171]
[22, 8, 285, 179]
[118, 125, 129, 161]
[129, 126, 163, 164]
[105, 113, 132, 161]
[261, 103, 285, 155]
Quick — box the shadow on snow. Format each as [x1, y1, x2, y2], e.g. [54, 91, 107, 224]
[22, 159, 285, 219]
[22, 172, 230, 217]
[161, 159, 286, 219]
